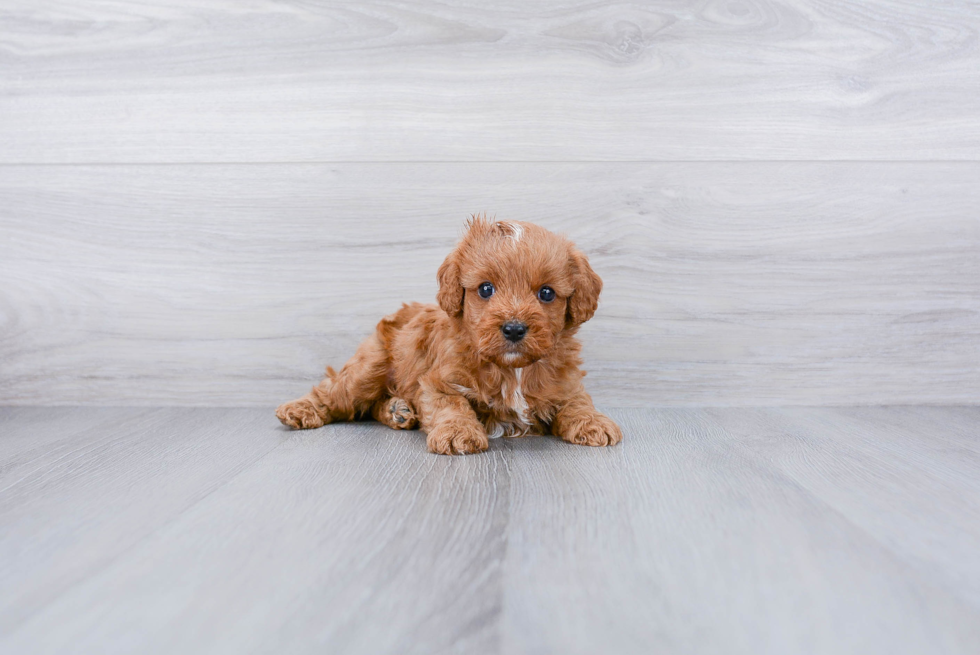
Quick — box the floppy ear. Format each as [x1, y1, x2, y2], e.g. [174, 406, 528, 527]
[566, 248, 603, 328]
[436, 249, 464, 318]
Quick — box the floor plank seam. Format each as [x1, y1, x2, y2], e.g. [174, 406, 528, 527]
[720, 421, 980, 612]
[2, 428, 299, 633]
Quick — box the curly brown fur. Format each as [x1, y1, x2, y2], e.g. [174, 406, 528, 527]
[276, 216, 622, 455]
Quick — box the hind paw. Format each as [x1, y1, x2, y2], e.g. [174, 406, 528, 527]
[378, 397, 418, 430]
[276, 397, 328, 430]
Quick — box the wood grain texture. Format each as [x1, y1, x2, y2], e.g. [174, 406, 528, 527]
[1, 0, 980, 163]
[708, 407, 980, 608]
[1, 162, 977, 406]
[501, 408, 980, 655]
[1, 408, 508, 655]
[0, 408, 284, 631]
[1, 406, 978, 654]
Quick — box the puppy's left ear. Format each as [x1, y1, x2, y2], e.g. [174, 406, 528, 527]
[436, 249, 464, 318]
[566, 248, 603, 328]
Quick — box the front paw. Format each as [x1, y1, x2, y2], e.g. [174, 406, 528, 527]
[426, 422, 489, 455]
[559, 411, 622, 447]
[276, 398, 327, 430]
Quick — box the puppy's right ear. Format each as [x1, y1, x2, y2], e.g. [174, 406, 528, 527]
[436, 249, 464, 318]
[566, 247, 603, 328]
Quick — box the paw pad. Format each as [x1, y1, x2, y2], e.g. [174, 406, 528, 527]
[385, 398, 417, 429]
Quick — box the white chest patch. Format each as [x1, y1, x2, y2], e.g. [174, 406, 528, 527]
[450, 383, 474, 396]
[503, 368, 532, 428]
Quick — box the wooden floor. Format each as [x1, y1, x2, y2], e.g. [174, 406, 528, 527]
[1, 406, 977, 654]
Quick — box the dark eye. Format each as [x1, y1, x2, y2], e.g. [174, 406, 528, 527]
[537, 286, 556, 302]
[478, 281, 495, 299]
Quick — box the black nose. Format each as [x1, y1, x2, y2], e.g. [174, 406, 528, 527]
[501, 320, 528, 343]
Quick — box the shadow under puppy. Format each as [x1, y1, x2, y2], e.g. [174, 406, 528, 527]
[276, 217, 622, 455]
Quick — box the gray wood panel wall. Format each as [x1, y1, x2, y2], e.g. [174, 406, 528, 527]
[1, 1, 978, 406]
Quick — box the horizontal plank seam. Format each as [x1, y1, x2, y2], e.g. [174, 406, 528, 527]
[2, 160, 980, 167]
[4, 404, 980, 410]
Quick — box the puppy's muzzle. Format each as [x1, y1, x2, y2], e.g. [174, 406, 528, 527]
[501, 320, 528, 343]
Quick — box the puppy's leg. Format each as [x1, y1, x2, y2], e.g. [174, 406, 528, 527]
[419, 392, 488, 455]
[552, 390, 622, 447]
[276, 334, 389, 430]
[372, 396, 418, 430]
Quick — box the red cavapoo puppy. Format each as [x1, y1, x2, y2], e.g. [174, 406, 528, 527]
[276, 216, 622, 455]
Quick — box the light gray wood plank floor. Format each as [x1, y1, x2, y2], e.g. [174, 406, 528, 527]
[1, 406, 977, 654]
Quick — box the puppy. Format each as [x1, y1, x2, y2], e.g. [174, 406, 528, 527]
[276, 216, 622, 455]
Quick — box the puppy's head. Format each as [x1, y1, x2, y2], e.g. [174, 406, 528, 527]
[437, 216, 602, 368]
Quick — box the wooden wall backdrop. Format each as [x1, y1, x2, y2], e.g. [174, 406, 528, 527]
[1, 0, 978, 406]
